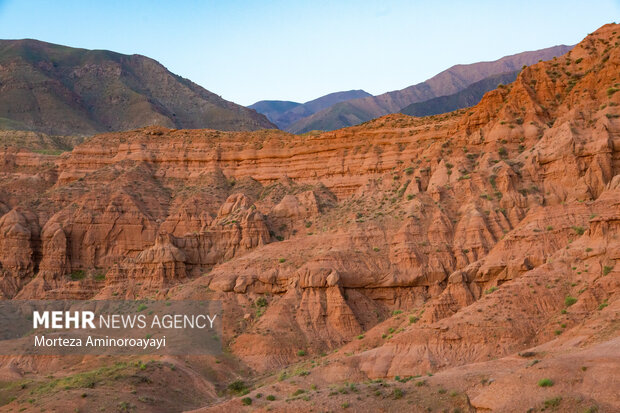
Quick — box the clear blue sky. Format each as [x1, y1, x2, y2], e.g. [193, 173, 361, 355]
[0, 0, 618, 105]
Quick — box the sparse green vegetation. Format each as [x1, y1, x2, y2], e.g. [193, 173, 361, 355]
[538, 378, 554, 387]
[266, 395, 276, 401]
[228, 380, 248, 395]
[93, 272, 106, 281]
[485, 286, 498, 294]
[297, 350, 307, 357]
[69, 270, 85, 281]
[241, 397, 252, 405]
[28, 362, 138, 396]
[392, 388, 404, 399]
[565, 296, 578, 307]
[572, 226, 585, 235]
[544, 397, 562, 408]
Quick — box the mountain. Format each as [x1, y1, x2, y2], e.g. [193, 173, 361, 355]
[1, 24, 619, 413]
[249, 89, 371, 129]
[248, 100, 301, 125]
[0, 39, 276, 135]
[400, 70, 519, 117]
[287, 44, 573, 133]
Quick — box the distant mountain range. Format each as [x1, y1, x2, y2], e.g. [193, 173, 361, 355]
[0, 39, 574, 137]
[399, 70, 520, 117]
[249, 89, 371, 130]
[0, 39, 275, 135]
[251, 45, 573, 134]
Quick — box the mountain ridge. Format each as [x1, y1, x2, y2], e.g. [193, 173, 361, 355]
[399, 70, 520, 117]
[287, 44, 573, 133]
[250, 89, 371, 129]
[0, 38, 276, 135]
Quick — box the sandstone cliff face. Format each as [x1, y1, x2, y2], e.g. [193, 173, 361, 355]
[0, 23, 619, 413]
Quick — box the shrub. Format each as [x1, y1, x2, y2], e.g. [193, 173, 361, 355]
[255, 297, 268, 307]
[544, 397, 562, 408]
[393, 388, 404, 399]
[572, 226, 585, 235]
[297, 350, 307, 357]
[607, 87, 619, 97]
[603, 265, 614, 275]
[484, 286, 498, 295]
[228, 380, 247, 394]
[357, 334, 364, 340]
[409, 316, 419, 324]
[292, 389, 305, 396]
[538, 378, 554, 387]
[241, 397, 252, 405]
[565, 296, 577, 307]
[266, 395, 276, 401]
[498, 147, 508, 157]
[278, 258, 286, 263]
[70, 270, 85, 281]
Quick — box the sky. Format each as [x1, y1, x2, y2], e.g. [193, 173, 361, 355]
[0, 1, 618, 106]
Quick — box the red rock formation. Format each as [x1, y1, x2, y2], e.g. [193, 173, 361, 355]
[0, 23, 619, 413]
